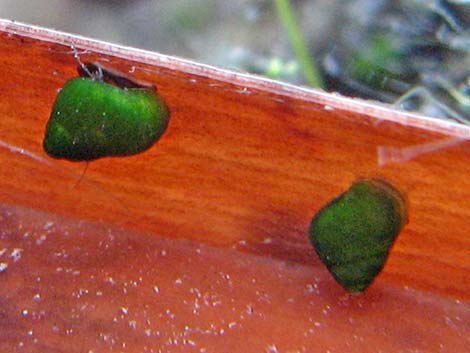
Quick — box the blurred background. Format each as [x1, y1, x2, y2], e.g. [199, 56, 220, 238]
[1, 0, 469, 123]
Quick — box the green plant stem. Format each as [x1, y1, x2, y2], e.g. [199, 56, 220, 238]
[274, 0, 324, 88]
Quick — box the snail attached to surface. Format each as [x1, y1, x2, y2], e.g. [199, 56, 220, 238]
[309, 178, 408, 293]
[43, 62, 170, 161]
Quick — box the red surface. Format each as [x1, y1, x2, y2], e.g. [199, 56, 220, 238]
[0, 203, 468, 352]
[0, 20, 469, 352]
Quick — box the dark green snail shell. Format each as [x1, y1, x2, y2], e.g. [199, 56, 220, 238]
[309, 179, 407, 293]
[43, 76, 169, 161]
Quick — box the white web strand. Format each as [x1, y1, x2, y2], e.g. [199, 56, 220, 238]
[0, 140, 129, 212]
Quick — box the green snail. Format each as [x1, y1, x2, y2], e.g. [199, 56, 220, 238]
[309, 178, 408, 293]
[43, 62, 169, 161]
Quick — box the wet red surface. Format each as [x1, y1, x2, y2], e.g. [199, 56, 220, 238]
[0, 203, 468, 353]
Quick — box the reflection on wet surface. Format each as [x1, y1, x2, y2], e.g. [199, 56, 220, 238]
[0, 203, 468, 352]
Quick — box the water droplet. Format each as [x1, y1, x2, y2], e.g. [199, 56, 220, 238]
[10, 248, 23, 262]
[43, 221, 54, 230]
[266, 344, 279, 353]
[36, 235, 47, 245]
